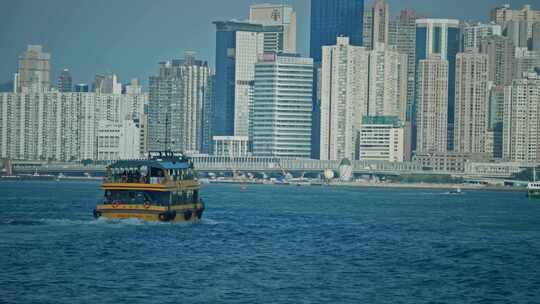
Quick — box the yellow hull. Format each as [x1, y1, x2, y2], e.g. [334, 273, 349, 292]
[94, 203, 205, 222]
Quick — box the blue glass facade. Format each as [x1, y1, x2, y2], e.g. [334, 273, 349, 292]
[214, 25, 236, 137]
[310, 0, 364, 159]
[310, 0, 365, 62]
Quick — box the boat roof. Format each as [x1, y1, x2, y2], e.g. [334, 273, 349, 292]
[109, 160, 191, 170]
[108, 151, 193, 170]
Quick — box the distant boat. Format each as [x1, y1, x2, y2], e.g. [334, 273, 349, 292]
[448, 188, 463, 195]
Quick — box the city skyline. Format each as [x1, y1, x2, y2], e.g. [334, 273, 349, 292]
[0, 0, 536, 87]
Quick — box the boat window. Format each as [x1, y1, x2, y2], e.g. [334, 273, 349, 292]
[150, 168, 165, 184]
[104, 190, 170, 205]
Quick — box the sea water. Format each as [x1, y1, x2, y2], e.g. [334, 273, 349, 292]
[1, 181, 540, 303]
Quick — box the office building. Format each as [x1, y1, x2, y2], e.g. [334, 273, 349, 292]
[480, 36, 515, 85]
[358, 116, 405, 162]
[310, 0, 365, 62]
[453, 49, 490, 154]
[389, 9, 417, 121]
[212, 136, 250, 157]
[17, 45, 51, 93]
[319, 37, 369, 161]
[367, 45, 408, 122]
[503, 73, 540, 162]
[213, 21, 264, 139]
[148, 53, 211, 153]
[416, 19, 460, 151]
[252, 53, 313, 158]
[462, 22, 502, 49]
[97, 119, 140, 161]
[415, 56, 449, 153]
[57, 69, 73, 92]
[249, 4, 297, 53]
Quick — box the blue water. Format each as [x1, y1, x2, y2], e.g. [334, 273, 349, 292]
[1, 181, 540, 303]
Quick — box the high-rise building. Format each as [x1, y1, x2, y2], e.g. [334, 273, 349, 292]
[252, 53, 313, 158]
[513, 48, 540, 79]
[213, 21, 264, 139]
[148, 53, 211, 153]
[310, 0, 365, 63]
[0, 91, 146, 161]
[93, 73, 122, 94]
[358, 116, 405, 162]
[453, 49, 489, 154]
[480, 35, 515, 85]
[17, 45, 51, 93]
[505, 20, 529, 48]
[487, 85, 505, 159]
[249, 4, 297, 53]
[415, 19, 460, 151]
[319, 37, 369, 161]
[490, 4, 540, 41]
[503, 73, 540, 162]
[389, 9, 417, 122]
[201, 74, 215, 154]
[367, 0, 389, 50]
[415, 56, 449, 153]
[57, 69, 73, 92]
[363, 8, 373, 50]
[310, 0, 365, 159]
[533, 22, 540, 51]
[462, 22, 502, 50]
[363, 0, 389, 50]
[367, 45, 408, 122]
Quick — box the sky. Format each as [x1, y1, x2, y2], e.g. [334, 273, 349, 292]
[0, 0, 535, 87]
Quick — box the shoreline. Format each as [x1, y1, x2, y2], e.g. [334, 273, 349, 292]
[207, 180, 526, 193]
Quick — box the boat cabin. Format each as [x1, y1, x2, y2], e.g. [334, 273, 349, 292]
[104, 152, 196, 185]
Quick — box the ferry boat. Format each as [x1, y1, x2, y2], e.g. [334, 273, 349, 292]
[527, 182, 540, 198]
[527, 167, 540, 199]
[93, 151, 205, 222]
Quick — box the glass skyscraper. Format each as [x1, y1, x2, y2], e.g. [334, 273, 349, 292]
[310, 0, 365, 62]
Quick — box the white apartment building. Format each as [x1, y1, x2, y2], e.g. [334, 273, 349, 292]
[252, 53, 313, 158]
[416, 56, 449, 153]
[462, 22, 502, 49]
[319, 37, 369, 161]
[454, 49, 490, 154]
[358, 116, 404, 162]
[367, 44, 408, 122]
[503, 73, 540, 162]
[0, 90, 147, 161]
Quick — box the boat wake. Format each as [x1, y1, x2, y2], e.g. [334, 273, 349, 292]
[2, 217, 216, 227]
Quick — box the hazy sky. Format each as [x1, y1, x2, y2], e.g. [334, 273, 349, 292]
[0, 0, 535, 86]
